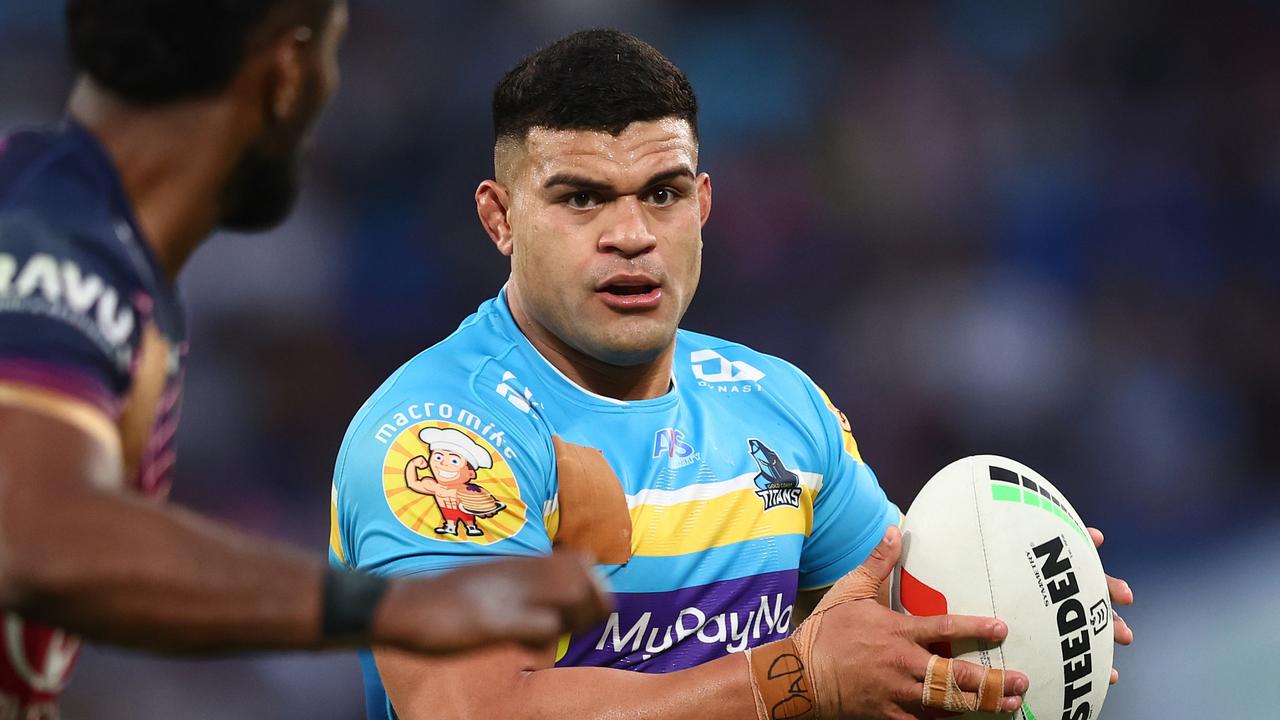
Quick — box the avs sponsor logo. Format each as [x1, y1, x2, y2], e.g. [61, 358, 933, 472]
[0, 252, 135, 368]
[1032, 536, 1104, 720]
[594, 593, 793, 661]
[749, 439, 802, 510]
[690, 349, 764, 392]
[652, 428, 701, 469]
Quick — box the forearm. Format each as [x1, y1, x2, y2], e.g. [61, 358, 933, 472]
[381, 646, 756, 720]
[0, 482, 329, 653]
[517, 655, 754, 720]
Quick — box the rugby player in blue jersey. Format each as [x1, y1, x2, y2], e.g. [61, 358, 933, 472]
[0, 2, 609, 715]
[334, 29, 1133, 720]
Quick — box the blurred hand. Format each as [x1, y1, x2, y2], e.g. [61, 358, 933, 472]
[371, 552, 611, 654]
[1088, 527, 1134, 685]
[783, 527, 1029, 719]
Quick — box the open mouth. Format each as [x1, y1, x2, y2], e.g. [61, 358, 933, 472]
[603, 283, 658, 296]
[596, 278, 663, 310]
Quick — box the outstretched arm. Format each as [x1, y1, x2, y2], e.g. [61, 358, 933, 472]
[0, 396, 607, 655]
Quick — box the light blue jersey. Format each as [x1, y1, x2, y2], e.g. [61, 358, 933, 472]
[330, 290, 899, 718]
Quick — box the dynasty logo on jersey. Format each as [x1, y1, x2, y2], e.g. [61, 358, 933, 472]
[382, 421, 527, 543]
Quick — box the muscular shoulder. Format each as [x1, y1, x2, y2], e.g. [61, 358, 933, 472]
[1, 125, 125, 240]
[332, 300, 560, 574]
[0, 126, 161, 401]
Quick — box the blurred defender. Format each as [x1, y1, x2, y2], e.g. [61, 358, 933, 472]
[0, 2, 608, 715]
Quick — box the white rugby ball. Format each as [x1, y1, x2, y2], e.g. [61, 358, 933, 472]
[891, 455, 1113, 720]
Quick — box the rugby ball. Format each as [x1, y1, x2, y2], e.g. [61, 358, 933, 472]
[891, 456, 1113, 720]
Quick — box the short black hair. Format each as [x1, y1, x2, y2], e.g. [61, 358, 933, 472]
[66, 0, 332, 105]
[493, 28, 698, 143]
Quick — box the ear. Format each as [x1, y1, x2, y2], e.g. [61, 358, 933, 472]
[696, 172, 713, 227]
[266, 29, 309, 123]
[476, 180, 515, 256]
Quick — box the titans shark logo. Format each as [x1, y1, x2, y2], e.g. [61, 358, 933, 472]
[749, 439, 803, 511]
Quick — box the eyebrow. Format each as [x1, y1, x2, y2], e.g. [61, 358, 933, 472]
[542, 166, 696, 192]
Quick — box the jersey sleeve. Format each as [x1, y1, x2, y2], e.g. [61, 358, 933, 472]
[797, 382, 900, 590]
[0, 212, 135, 416]
[331, 383, 557, 579]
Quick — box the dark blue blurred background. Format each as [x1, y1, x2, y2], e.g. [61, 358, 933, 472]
[2, 1, 1275, 717]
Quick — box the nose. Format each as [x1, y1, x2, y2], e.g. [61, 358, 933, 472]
[598, 196, 658, 257]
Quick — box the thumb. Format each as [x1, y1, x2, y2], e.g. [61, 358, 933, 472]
[859, 524, 902, 582]
[806, 524, 900, 618]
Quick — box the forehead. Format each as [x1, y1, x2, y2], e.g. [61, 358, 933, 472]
[520, 118, 698, 183]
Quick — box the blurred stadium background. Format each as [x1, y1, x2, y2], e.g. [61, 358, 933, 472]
[2, 1, 1276, 717]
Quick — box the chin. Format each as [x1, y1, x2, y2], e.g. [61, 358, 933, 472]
[588, 327, 674, 367]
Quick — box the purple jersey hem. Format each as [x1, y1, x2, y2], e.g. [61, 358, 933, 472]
[0, 359, 120, 418]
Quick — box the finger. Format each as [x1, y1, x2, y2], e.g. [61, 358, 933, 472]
[858, 524, 901, 582]
[910, 613, 1009, 645]
[1110, 667, 1120, 685]
[1088, 527, 1104, 549]
[921, 656, 1027, 714]
[1108, 574, 1134, 606]
[1113, 611, 1133, 645]
[945, 657, 1029, 699]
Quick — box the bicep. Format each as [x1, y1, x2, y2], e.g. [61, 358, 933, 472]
[0, 391, 122, 496]
[0, 395, 122, 603]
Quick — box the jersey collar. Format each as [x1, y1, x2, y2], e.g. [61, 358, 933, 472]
[494, 287, 679, 413]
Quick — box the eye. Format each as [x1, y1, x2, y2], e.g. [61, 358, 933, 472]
[450, 457, 460, 466]
[566, 191, 600, 210]
[647, 187, 680, 207]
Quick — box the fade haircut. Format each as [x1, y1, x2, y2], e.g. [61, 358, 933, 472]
[66, 0, 333, 105]
[492, 28, 698, 144]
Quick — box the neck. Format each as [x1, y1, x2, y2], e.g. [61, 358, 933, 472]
[508, 292, 674, 402]
[67, 78, 247, 281]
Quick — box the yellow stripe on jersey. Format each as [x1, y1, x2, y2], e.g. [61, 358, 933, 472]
[554, 632, 572, 662]
[329, 484, 347, 565]
[544, 505, 561, 542]
[627, 486, 815, 558]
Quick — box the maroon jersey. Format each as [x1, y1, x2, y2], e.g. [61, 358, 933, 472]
[0, 122, 186, 714]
